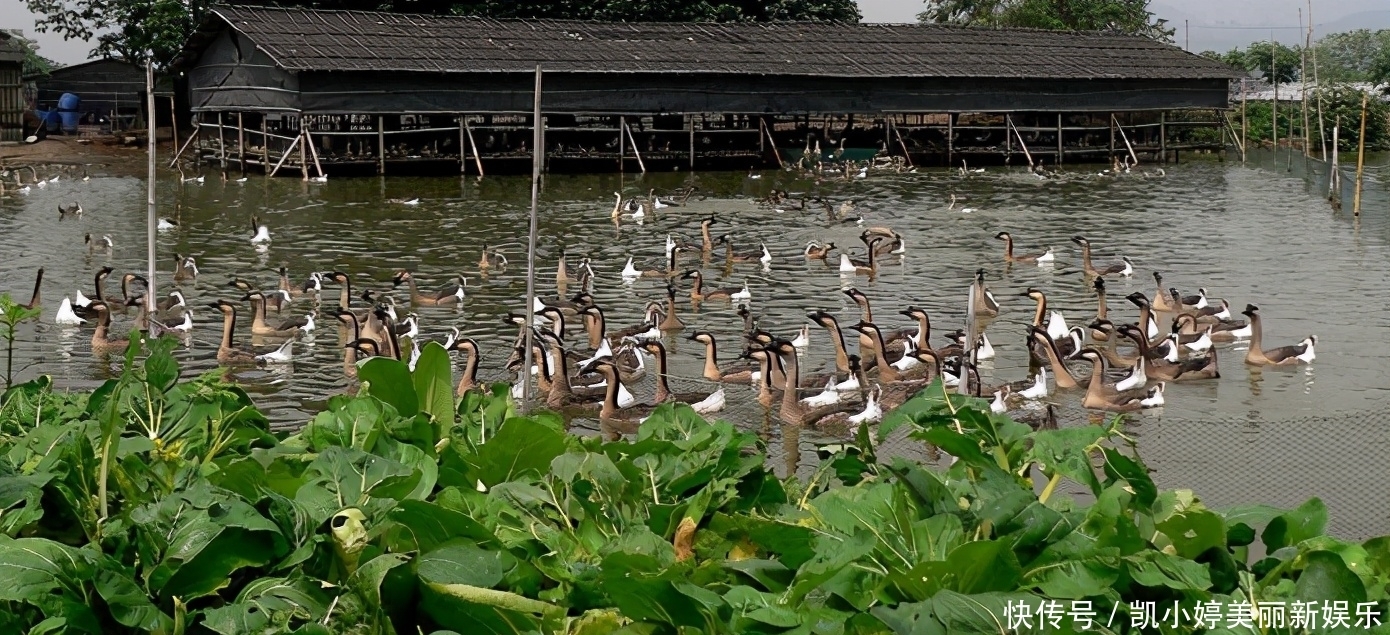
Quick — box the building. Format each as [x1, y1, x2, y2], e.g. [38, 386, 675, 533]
[173, 5, 1242, 176]
[0, 31, 24, 143]
[29, 58, 148, 132]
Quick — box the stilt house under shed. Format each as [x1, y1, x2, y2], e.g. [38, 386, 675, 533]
[173, 5, 1242, 177]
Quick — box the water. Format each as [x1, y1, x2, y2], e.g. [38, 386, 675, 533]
[3, 150, 1388, 538]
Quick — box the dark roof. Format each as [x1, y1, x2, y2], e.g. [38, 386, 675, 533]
[186, 5, 1241, 81]
[0, 31, 25, 64]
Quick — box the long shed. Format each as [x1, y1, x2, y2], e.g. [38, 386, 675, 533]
[174, 5, 1243, 176]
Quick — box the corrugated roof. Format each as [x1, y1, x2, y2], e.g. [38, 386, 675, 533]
[187, 5, 1241, 81]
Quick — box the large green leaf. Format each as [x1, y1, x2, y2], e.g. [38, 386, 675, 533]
[1262, 498, 1327, 552]
[0, 473, 51, 536]
[200, 574, 335, 635]
[359, 356, 419, 418]
[946, 539, 1022, 594]
[417, 542, 563, 634]
[1100, 447, 1156, 510]
[94, 558, 171, 631]
[295, 446, 421, 524]
[0, 538, 97, 618]
[1125, 551, 1213, 591]
[413, 342, 456, 425]
[1156, 509, 1227, 560]
[1296, 550, 1368, 605]
[872, 600, 948, 635]
[387, 500, 500, 553]
[1028, 427, 1106, 496]
[598, 552, 718, 631]
[464, 417, 567, 488]
[301, 394, 386, 452]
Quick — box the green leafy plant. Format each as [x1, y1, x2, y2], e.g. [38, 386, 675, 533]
[0, 293, 41, 388]
[1, 348, 1385, 634]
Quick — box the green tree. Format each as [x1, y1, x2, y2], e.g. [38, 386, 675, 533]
[23, 0, 202, 69]
[5, 32, 60, 77]
[1312, 29, 1390, 83]
[1225, 41, 1301, 84]
[918, 0, 1174, 41]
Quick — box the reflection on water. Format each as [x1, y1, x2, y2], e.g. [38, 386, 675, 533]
[2, 149, 1389, 537]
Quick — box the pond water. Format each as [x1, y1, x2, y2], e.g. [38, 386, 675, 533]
[2, 149, 1388, 538]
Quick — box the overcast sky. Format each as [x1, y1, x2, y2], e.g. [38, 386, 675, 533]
[5, 0, 1387, 66]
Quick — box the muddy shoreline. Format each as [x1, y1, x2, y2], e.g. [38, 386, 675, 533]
[1, 133, 179, 179]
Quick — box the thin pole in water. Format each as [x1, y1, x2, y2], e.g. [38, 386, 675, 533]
[1353, 93, 1367, 217]
[959, 274, 977, 397]
[146, 60, 157, 307]
[521, 65, 543, 411]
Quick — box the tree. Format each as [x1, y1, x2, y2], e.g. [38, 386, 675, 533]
[21, 0, 861, 70]
[1313, 29, 1390, 83]
[1223, 41, 1301, 84]
[7, 32, 61, 77]
[917, 0, 1174, 42]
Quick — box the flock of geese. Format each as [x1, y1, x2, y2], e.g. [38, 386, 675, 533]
[5, 162, 1318, 440]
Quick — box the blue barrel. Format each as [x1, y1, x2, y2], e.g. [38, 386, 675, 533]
[57, 93, 80, 111]
[59, 111, 80, 133]
[36, 109, 60, 132]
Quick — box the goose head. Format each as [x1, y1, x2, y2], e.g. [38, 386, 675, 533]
[1126, 292, 1150, 308]
[1070, 236, 1090, 247]
[993, 231, 1012, 241]
[1241, 304, 1259, 318]
[391, 270, 413, 287]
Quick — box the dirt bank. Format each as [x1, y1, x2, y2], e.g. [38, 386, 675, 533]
[0, 131, 179, 179]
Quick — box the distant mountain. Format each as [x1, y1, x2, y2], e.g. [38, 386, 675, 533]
[1315, 11, 1390, 38]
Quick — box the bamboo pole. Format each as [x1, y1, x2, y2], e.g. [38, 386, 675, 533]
[268, 133, 301, 178]
[959, 278, 976, 397]
[145, 61, 157, 315]
[1112, 114, 1138, 165]
[1159, 111, 1167, 163]
[168, 96, 178, 153]
[1272, 34, 1279, 152]
[618, 115, 625, 173]
[1329, 118, 1339, 199]
[1299, 8, 1310, 159]
[623, 119, 646, 174]
[167, 126, 200, 167]
[305, 130, 324, 178]
[299, 126, 309, 181]
[237, 112, 246, 174]
[377, 115, 385, 175]
[1241, 85, 1247, 164]
[946, 113, 954, 166]
[762, 118, 783, 167]
[1353, 93, 1367, 217]
[458, 117, 466, 174]
[521, 65, 544, 411]
[217, 111, 227, 168]
[890, 119, 914, 167]
[1056, 113, 1064, 164]
[1309, 0, 1327, 161]
[463, 120, 484, 177]
[688, 115, 695, 170]
[1006, 115, 1033, 168]
[260, 118, 268, 167]
[1108, 113, 1115, 157]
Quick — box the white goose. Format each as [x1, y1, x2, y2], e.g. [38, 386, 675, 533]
[170, 312, 194, 333]
[255, 339, 295, 364]
[800, 378, 841, 408]
[54, 298, 85, 325]
[1183, 328, 1213, 353]
[975, 333, 996, 361]
[730, 282, 752, 303]
[157, 218, 178, 231]
[847, 385, 883, 425]
[689, 388, 725, 415]
[621, 257, 642, 281]
[250, 217, 272, 244]
[74, 289, 93, 309]
[1115, 358, 1147, 392]
[1035, 248, 1056, 264]
[759, 243, 773, 267]
[1295, 336, 1317, 363]
[1046, 311, 1069, 341]
[989, 389, 1009, 414]
[1140, 382, 1166, 408]
[790, 325, 810, 352]
[1018, 368, 1049, 400]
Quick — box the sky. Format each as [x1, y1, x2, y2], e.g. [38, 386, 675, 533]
[5, 0, 1390, 66]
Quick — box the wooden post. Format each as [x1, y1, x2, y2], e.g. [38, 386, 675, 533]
[167, 126, 200, 167]
[688, 115, 695, 170]
[1006, 114, 1012, 158]
[168, 96, 178, 153]
[1300, 7, 1311, 159]
[1006, 115, 1034, 168]
[237, 112, 246, 174]
[377, 115, 385, 175]
[299, 127, 309, 181]
[1240, 86, 1247, 164]
[623, 119, 646, 174]
[760, 118, 782, 167]
[463, 120, 484, 177]
[1352, 93, 1367, 217]
[1159, 111, 1167, 164]
[618, 115, 625, 173]
[946, 113, 954, 166]
[217, 112, 227, 168]
[1309, 0, 1327, 161]
[305, 130, 324, 178]
[1112, 114, 1138, 165]
[1108, 113, 1115, 157]
[1329, 117, 1339, 199]
[1273, 48, 1279, 151]
[268, 133, 301, 178]
[891, 119, 914, 167]
[464, 116, 475, 174]
[1056, 113, 1064, 164]
[260, 118, 269, 168]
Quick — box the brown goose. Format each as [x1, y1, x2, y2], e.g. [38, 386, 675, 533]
[208, 300, 259, 365]
[88, 301, 131, 353]
[1242, 305, 1316, 366]
[808, 311, 853, 374]
[994, 232, 1051, 263]
[689, 331, 755, 383]
[1117, 324, 1220, 381]
[448, 336, 482, 397]
[581, 358, 659, 440]
[18, 268, 42, 310]
[1075, 349, 1152, 412]
[393, 270, 464, 306]
[1071, 236, 1131, 277]
[242, 292, 307, 337]
[683, 270, 741, 301]
[638, 341, 724, 413]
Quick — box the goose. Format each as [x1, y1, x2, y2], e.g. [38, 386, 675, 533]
[172, 254, 199, 282]
[75, 289, 93, 309]
[801, 378, 841, 408]
[683, 270, 742, 301]
[790, 324, 811, 352]
[157, 218, 178, 231]
[1028, 327, 1085, 390]
[477, 244, 508, 270]
[1116, 325, 1220, 381]
[448, 337, 482, 396]
[688, 331, 755, 383]
[1046, 310, 1069, 341]
[242, 292, 308, 337]
[1114, 357, 1147, 392]
[759, 243, 773, 267]
[1175, 312, 1250, 342]
[839, 238, 882, 276]
[747, 169, 762, 180]
[1125, 292, 1164, 345]
[93, 268, 146, 307]
[250, 216, 271, 244]
[1018, 368, 1049, 400]
[54, 297, 85, 325]
[699, 215, 718, 253]
[861, 229, 904, 257]
[393, 270, 464, 306]
[638, 341, 725, 414]
[832, 355, 869, 393]
[1075, 349, 1155, 412]
[730, 281, 752, 303]
[58, 202, 83, 219]
[308, 174, 328, 183]
[1151, 272, 1176, 312]
[990, 389, 1009, 414]
[580, 358, 658, 439]
[1183, 288, 1210, 310]
[808, 311, 853, 374]
[770, 340, 861, 426]
[182, 173, 204, 184]
[846, 385, 883, 429]
[208, 301, 258, 364]
[1242, 305, 1315, 366]
[658, 285, 685, 331]
[1139, 383, 1166, 407]
[256, 339, 295, 364]
[1181, 327, 1213, 353]
[13, 268, 43, 311]
[1090, 278, 1112, 341]
[166, 311, 194, 333]
[994, 232, 1051, 263]
[975, 333, 996, 360]
[1071, 236, 1129, 277]
[973, 269, 1000, 317]
[621, 257, 665, 280]
[649, 190, 670, 210]
[87, 302, 131, 353]
[156, 290, 187, 317]
[804, 241, 835, 259]
[85, 233, 114, 254]
[718, 235, 764, 265]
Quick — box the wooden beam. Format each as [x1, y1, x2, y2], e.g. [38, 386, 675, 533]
[237, 112, 246, 174]
[761, 118, 783, 167]
[618, 115, 625, 173]
[946, 113, 953, 166]
[688, 115, 695, 170]
[217, 112, 227, 168]
[1006, 115, 1033, 168]
[458, 117, 466, 174]
[268, 133, 301, 178]
[305, 130, 324, 178]
[1159, 111, 1167, 163]
[168, 96, 178, 154]
[623, 119, 646, 174]
[1057, 113, 1064, 164]
[377, 115, 385, 175]
[463, 119, 484, 177]
[890, 119, 914, 167]
[167, 125, 200, 167]
[1112, 114, 1138, 165]
[261, 118, 269, 168]
[299, 127, 309, 181]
